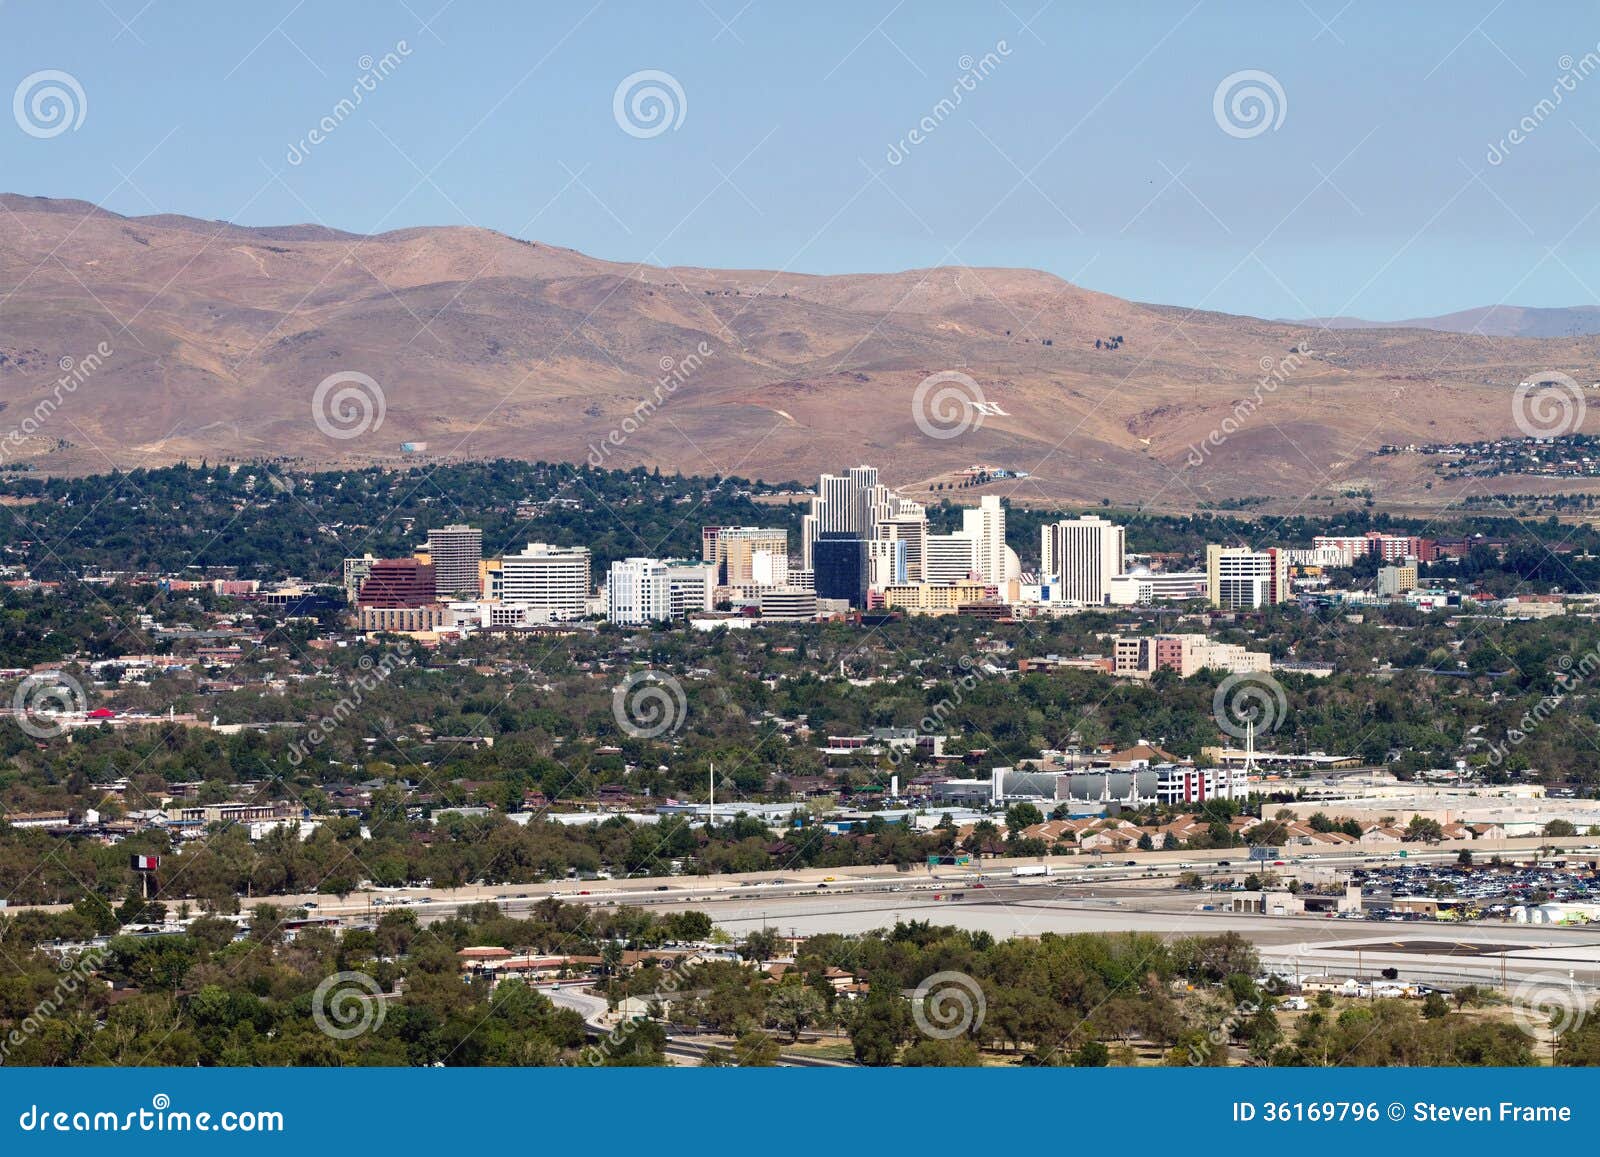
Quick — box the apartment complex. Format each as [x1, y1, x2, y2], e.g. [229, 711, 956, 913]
[1313, 532, 1438, 565]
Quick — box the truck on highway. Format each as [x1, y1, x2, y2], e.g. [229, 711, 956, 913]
[1012, 865, 1052, 878]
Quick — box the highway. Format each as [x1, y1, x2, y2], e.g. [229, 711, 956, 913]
[16, 835, 1598, 994]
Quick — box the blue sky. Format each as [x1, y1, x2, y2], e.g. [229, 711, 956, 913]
[4, 0, 1600, 319]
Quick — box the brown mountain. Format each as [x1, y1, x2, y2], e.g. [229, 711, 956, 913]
[1302, 305, 1600, 339]
[3, 193, 1597, 510]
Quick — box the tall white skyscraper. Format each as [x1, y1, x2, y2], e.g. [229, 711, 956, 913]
[961, 496, 1007, 585]
[1042, 515, 1125, 605]
[803, 465, 887, 568]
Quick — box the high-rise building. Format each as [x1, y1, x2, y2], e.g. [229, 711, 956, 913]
[1377, 560, 1418, 596]
[500, 543, 592, 619]
[923, 533, 979, 584]
[666, 561, 716, 617]
[813, 535, 870, 608]
[1041, 515, 1125, 605]
[961, 496, 1007, 585]
[606, 558, 672, 625]
[803, 465, 889, 568]
[425, 525, 483, 600]
[867, 537, 906, 589]
[342, 555, 378, 605]
[1205, 545, 1289, 609]
[705, 527, 789, 585]
[874, 497, 929, 582]
[357, 558, 437, 608]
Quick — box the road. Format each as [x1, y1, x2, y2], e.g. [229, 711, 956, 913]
[543, 982, 853, 1067]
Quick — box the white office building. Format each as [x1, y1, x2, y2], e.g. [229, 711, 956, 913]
[606, 558, 672, 625]
[666, 561, 716, 617]
[501, 543, 592, 619]
[924, 533, 979, 584]
[1206, 545, 1289, 609]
